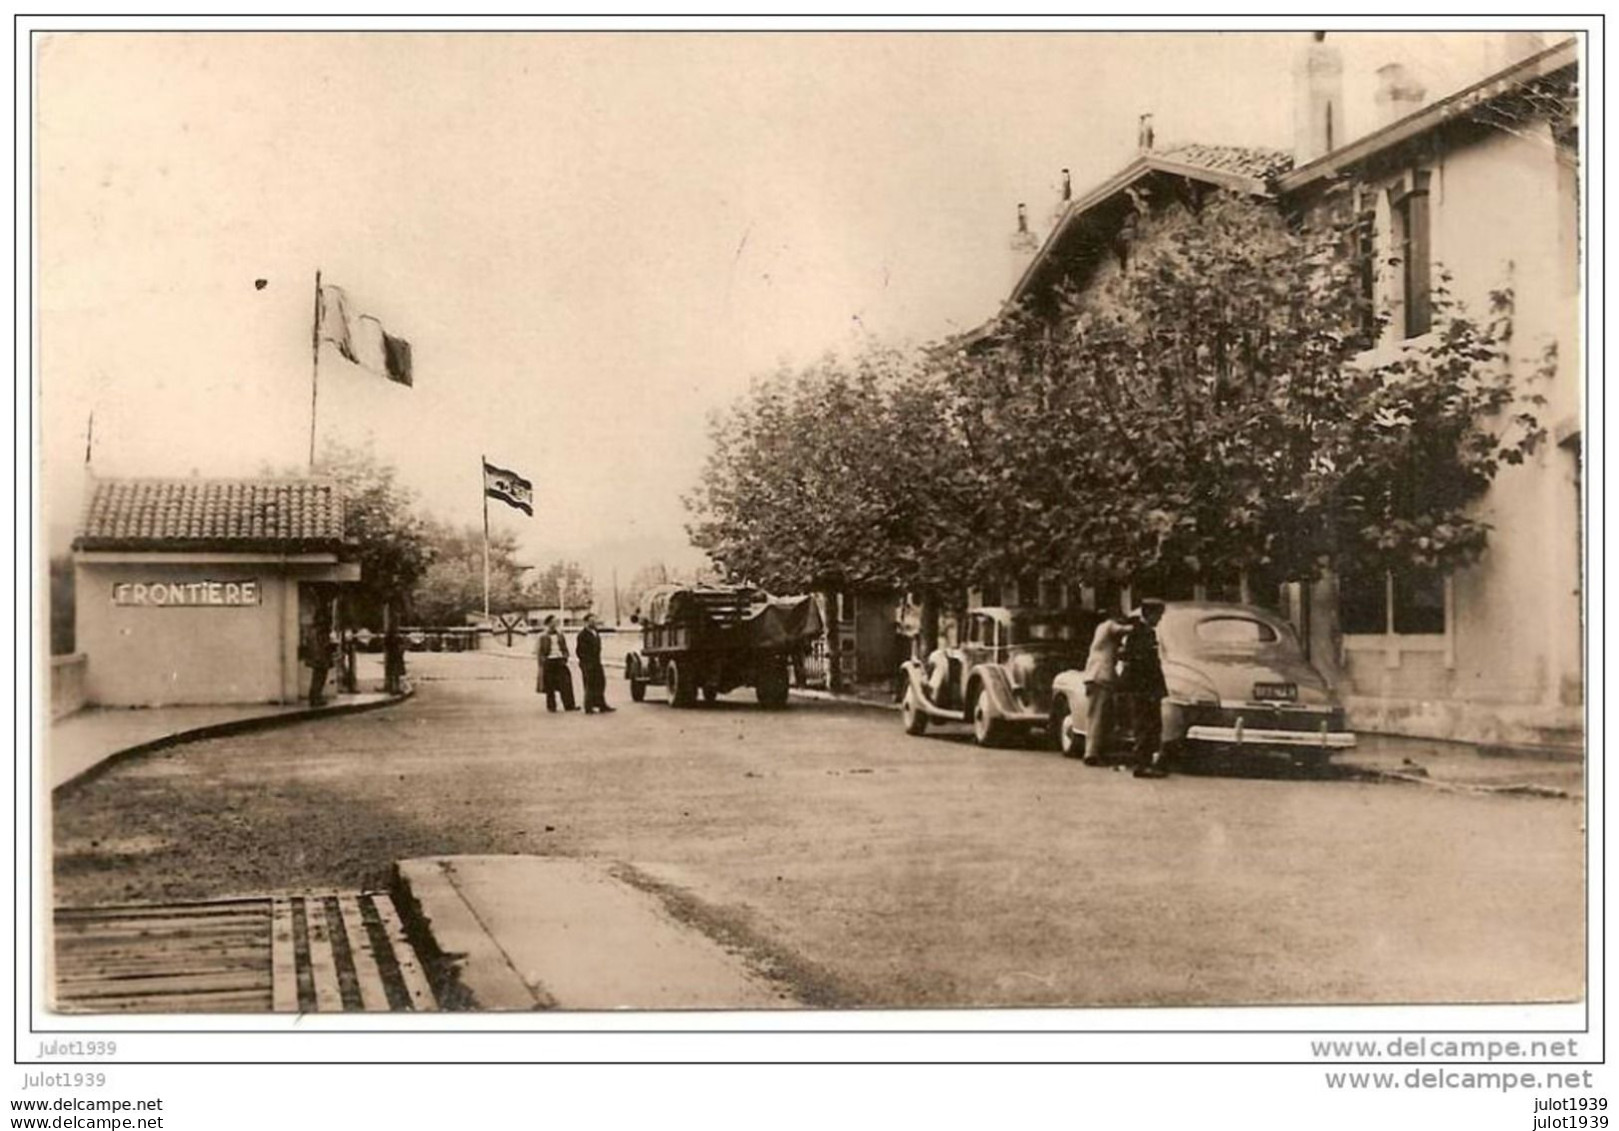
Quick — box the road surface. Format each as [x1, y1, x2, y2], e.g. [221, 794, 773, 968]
[53, 651, 1585, 1008]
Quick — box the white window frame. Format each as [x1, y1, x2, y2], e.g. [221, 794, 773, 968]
[1341, 570, 1454, 671]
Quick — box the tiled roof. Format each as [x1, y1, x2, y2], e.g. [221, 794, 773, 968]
[75, 478, 348, 553]
[1158, 143, 1295, 182]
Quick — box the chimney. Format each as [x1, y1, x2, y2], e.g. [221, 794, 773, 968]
[1292, 31, 1344, 164]
[1137, 114, 1155, 151]
[1008, 202, 1039, 290]
[1050, 168, 1072, 229]
[1373, 62, 1427, 129]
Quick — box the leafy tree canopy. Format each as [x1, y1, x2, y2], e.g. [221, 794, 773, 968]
[687, 191, 1547, 602]
[686, 343, 976, 594]
[409, 522, 530, 625]
[309, 440, 435, 622]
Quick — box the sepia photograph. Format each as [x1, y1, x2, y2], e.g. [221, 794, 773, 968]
[24, 18, 1596, 1103]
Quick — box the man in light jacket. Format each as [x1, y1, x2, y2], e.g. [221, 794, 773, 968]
[536, 615, 578, 712]
[1082, 610, 1132, 762]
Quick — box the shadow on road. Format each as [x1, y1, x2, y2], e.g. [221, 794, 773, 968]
[623, 697, 797, 715]
[894, 724, 1379, 783]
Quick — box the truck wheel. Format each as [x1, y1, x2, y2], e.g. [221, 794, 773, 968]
[901, 688, 929, 736]
[625, 654, 646, 702]
[667, 659, 696, 708]
[756, 660, 790, 708]
[972, 695, 1009, 748]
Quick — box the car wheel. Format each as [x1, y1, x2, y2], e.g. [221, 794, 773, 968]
[972, 696, 1007, 748]
[901, 689, 929, 736]
[667, 659, 696, 708]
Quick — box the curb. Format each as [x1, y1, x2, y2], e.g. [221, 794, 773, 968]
[52, 688, 415, 796]
[391, 858, 545, 1011]
[1341, 765, 1575, 799]
[788, 688, 899, 713]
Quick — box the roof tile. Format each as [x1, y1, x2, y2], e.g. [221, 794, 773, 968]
[75, 478, 348, 552]
[1158, 143, 1294, 181]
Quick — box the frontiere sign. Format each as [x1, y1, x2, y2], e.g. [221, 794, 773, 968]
[112, 580, 263, 607]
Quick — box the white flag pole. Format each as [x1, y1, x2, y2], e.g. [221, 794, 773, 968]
[481, 455, 491, 621]
[309, 269, 322, 468]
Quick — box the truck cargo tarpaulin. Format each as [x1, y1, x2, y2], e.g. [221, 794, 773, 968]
[743, 594, 823, 651]
[641, 585, 821, 650]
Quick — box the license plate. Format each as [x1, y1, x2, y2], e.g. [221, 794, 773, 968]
[1253, 682, 1297, 702]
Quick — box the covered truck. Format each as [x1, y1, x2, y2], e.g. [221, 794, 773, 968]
[624, 584, 824, 708]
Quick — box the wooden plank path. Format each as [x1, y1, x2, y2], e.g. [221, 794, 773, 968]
[53, 893, 438, 1014]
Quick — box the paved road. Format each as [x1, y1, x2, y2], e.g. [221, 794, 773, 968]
[54, 652, 1585, 1008]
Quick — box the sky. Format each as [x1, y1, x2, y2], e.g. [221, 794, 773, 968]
[36, 28, 1558, 581]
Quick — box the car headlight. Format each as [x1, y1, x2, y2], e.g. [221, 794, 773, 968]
[1009, 653, 1037, 688]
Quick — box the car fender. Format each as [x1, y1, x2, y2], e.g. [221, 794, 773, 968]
[968, 664, 1021, 718]
[1049, 669, 1090, 721]
[624, 651, 643, 681]
[899, 660, 931, 698]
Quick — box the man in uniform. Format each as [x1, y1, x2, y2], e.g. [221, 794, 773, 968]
[577, 612, 615, 714]
[304, 593, 334, 707]
[924, 625, 955, 705]
[1118, 599, 1170, 778]
[536, 615, 578, 712]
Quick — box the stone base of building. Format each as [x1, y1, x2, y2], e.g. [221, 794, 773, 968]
[1345, 695, 1585, 758]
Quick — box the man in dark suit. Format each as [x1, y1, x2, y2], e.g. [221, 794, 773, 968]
[1118, 599, 1170, 778]
[536, 615, 578, 712]
[577, 612, 615, 714]
[304, 594, 334, 707]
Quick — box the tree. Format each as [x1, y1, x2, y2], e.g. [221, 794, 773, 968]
[527, 560, 594, 611]
[409, 522, 531, 625]
[686, 192, 1545, 643]
[311, 440, 435, 627]
[686, 343, 975, 595]
[952, 191, 1546, 589]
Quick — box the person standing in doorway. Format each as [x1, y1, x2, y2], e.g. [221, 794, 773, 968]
[304, 594, 334, 707]
[536, 615, 578, 712]
[577, 612, 615, 714]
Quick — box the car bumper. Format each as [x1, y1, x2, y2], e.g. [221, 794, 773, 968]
[1186, 724, 1357, 749]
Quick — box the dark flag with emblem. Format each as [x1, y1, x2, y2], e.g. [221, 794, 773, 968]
[483, 460, 534, 516]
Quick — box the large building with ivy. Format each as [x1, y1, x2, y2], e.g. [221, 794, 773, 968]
[967, 35, 1580, 752]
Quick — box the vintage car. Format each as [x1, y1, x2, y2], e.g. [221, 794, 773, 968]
[898, 606, 1097, 747]
[1048, 601, 1357, 765]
